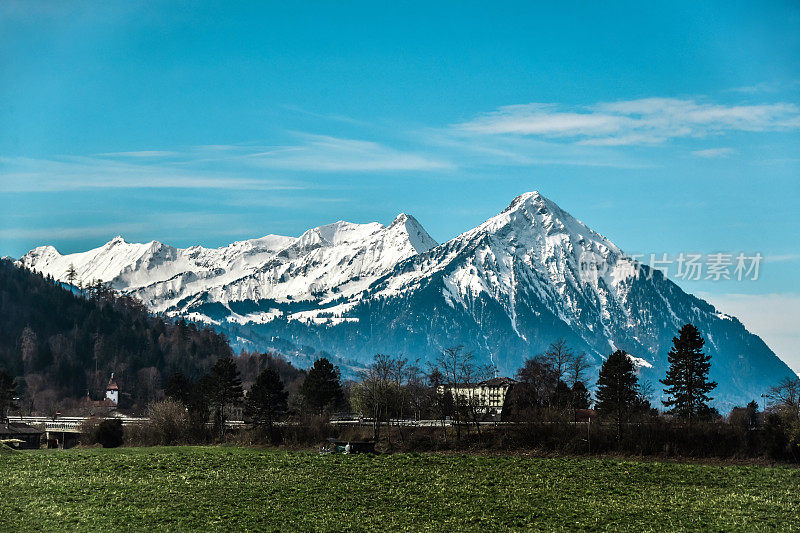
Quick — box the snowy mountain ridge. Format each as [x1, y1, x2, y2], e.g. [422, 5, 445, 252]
[18, 191, 794, 407]
[19, 212, 436, 316]
[371, 191, 638, 330]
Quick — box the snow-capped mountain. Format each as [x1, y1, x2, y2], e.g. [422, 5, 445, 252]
[19, 213, 436, 316]
[18, 192, 794, 408]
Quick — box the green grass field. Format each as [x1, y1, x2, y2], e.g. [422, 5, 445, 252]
[1, 447, 798, 532]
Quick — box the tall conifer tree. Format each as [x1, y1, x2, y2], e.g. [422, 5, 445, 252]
[595, 350, 639, 438]
[661, 324, 717, 421]
[299, 358, 344, 414]
[245, 366, 288, 440]
[204, 358, 244, 437]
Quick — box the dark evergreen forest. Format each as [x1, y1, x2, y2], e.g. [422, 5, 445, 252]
[0, 259, 233, 411]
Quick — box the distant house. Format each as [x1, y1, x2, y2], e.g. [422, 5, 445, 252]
[105, 374, 119, 405]
[443, 377, 517, 415]
[223, 403, 244, 423]
[82, 374, 120, 413]
[0, 421, 43, 450]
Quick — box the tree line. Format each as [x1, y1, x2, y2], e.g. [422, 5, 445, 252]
[0, 259, 231, 412]
[126, 323, 796, 461]
[2, 259, 798, 460]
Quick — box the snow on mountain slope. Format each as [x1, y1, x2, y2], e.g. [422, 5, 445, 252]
[373, 192, 637, 330]
[18, 213, 437, 317]
[19, 234, 296, 291]
[209, 191, 790, 408]
[327, 191, 792, 407]
[17, 192, 794, 407]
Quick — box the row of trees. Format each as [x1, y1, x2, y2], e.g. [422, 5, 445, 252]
[504, 339, 593, 420]
[159, 356, 345, 443]
[113, 322, 785, 446]
[351, 342, 591, 442]
[342, 324, 797, 456]
[593, 324, 716, 438]
[16, 320, 795, 460]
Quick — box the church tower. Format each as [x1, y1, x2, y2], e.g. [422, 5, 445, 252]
[105, 373, 119, 405]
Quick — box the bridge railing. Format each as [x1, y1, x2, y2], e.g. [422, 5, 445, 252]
[44, 421, 84, 433]
[10, 415, 245, 431]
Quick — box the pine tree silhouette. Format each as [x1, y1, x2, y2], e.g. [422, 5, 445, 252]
[661, 324, 717, 422]
[595, 350, 639, 439]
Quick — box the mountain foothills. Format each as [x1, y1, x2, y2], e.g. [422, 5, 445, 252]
[17, 192, 795, 408]
[0, 259, 233, 410]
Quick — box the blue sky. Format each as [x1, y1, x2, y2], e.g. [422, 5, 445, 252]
[1, 1, 799, 370]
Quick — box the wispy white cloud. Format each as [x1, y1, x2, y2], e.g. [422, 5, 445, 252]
[422, 128, 647, 169]
[3, 95, 797, 194]
[0, 134, 452, 193]
[246, 134, 454, 172]
[765, 254, 800, 263]
[726, 80, 800, 94]
[0, 155, 300, 193]
[691, 147, 735, 158]
[455, 98, 800, 146]
[699, 292, 800, 375]
[458, 103, 626, 137]
[97, 151, 180, 158]
[0, 223, 147, 241]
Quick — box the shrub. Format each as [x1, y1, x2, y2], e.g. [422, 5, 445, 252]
[78, 417, 102, 446]
[147, 399, 190, 445]
[96, 419, 123, 448]
[283, 415, 335, 447]
[124, 400, 192, 446]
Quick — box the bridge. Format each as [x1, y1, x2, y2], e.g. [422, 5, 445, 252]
[8, 415, 245, 448]
[44, 420, 83, 448]
[9, 415, 149, 426]
[10, 416, 147, 449]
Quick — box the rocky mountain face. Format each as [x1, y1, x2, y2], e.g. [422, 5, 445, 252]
[18, 192, 794, 408]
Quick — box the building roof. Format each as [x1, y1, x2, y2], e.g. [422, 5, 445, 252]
[449, 377, 517, 388]
[0, 422, 43, 436]
[479, 377, 517, 387]
[107, 373, 119, 391]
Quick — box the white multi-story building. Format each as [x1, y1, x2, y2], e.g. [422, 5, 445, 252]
[443, 377, 517, 415]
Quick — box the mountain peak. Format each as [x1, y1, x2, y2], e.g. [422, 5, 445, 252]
[388, 213, 438, 253]
[513, 190, 543, 202]
[503, 190, 559, 214]
[390, 212, 411, 225]
[472, 190, 569, 238]
[486, 190, 616, 247]
[107, 235, 128, 246]
[389, 212, 426, 230]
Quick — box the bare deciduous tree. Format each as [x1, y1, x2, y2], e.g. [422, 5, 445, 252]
[351, 354, 407, 442]
[544, 338, 574, 383]
[769, 376, 800, 423]
[515, 355, 558, 410]
[434, 346, 473, 440]
[567, 351, 592, 388]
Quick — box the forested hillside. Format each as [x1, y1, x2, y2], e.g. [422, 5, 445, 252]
[0, 259, 233, 412]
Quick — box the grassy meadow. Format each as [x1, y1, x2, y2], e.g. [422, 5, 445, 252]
[1, 446, 799, 531]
